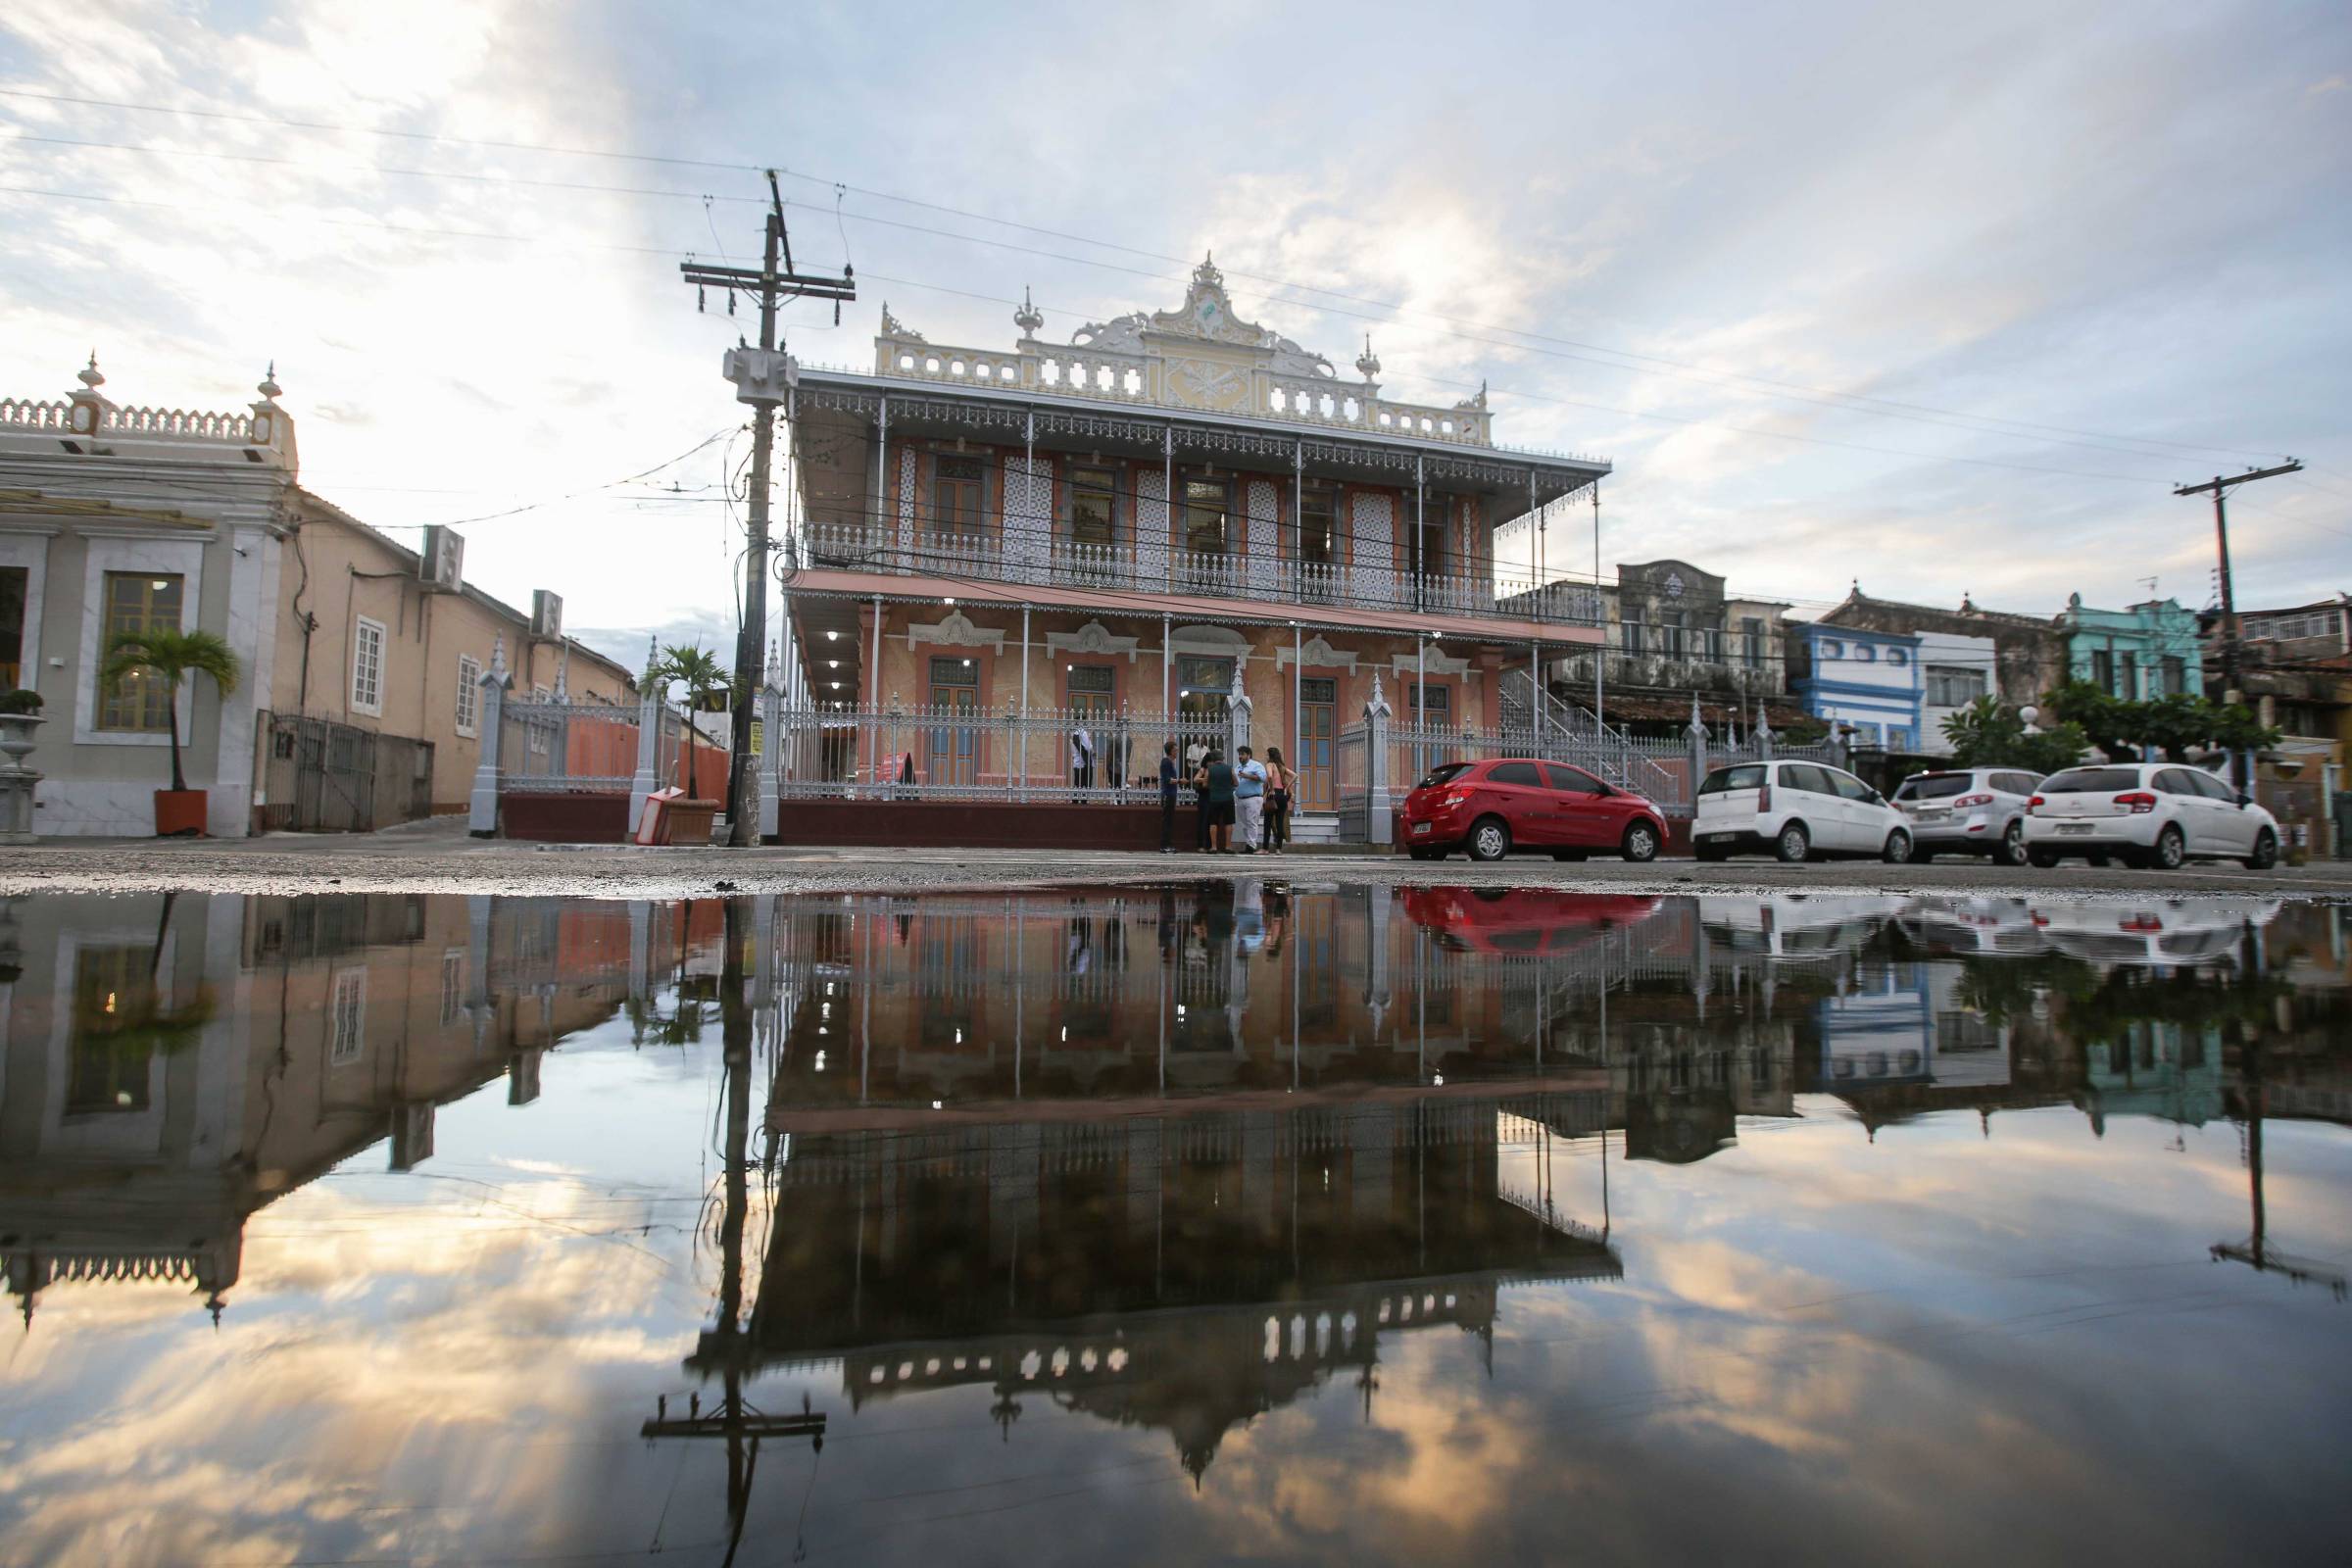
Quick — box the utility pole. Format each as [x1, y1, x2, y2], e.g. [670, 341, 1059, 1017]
[683, 172, 856, 845]
[2176, 460, 2300, 792]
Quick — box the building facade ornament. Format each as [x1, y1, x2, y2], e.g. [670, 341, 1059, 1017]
[907, 608, 1006, 653]
[1275, 634, 1359, 672]
[878, 303, 923, 342]
[1045, 619, 1143, 662]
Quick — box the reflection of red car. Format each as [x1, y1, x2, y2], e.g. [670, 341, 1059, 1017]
[1401, 888, 1665, 954]
[1398, 759, 1668, 862]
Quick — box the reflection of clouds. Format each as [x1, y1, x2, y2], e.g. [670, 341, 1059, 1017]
[0, 1176, 699, 1568]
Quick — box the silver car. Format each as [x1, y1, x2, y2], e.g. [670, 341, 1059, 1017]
[1890, 766, 2041, 865]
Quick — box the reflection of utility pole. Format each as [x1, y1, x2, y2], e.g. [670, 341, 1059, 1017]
[2210, 924, 2346, 1298]
[644, 901, 826, 1565]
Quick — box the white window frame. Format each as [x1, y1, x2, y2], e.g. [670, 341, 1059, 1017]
[456, 655, 481, 738]
[351, 615, 386, 717]
[329, 968, 367, 1065]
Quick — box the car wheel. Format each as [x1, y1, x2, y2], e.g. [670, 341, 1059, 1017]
[1997, 820, 2028, 867]
[2028, 847, 2060, 869]
[1621, 821, 1661, 863]
[1883, 828, 1913, 864]
[2245, 828, 2278, 871]
[1775, 822, 1811, 863]
[2153, 826, 2185, 871]
[1694, 843, 1729, 862]
[1467, 816, 1511, 862]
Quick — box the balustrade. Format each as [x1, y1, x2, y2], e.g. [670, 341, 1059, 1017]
[794, 519, 1597, 626]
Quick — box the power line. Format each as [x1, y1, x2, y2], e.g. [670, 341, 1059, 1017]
[0, 87, 2286, 466]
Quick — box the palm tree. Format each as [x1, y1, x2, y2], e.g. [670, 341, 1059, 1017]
[99, 627, 241, 793]
[654, 642, 732, 796]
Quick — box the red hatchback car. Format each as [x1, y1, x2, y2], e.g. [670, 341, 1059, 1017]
[1398, 758, 1667, 862]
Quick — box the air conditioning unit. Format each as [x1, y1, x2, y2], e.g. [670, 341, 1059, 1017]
[531, 589, 564, 640]
[418, 525, 465, 592]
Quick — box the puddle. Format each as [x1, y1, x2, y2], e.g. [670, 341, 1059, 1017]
[1, 885, 2347, 1565]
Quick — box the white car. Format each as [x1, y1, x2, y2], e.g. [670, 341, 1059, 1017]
[2022, 762, 2280, 870]
[1692, 760, 1914, 863]
[1891, 766, 2042, 865]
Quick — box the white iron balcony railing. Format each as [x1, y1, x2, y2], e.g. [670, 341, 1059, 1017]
[795, 521, 1602, 627]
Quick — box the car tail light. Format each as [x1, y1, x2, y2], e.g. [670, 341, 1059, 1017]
[2115, 792, 2158, 814]
[2031, 912, 2050, 927]
[2029, 795, 2045, 810]
[1757, 784, 1772, 813]
[1953, 793, 1993, 808]
[2119, 914, 2164, 933]
[1438, 789, 1470, 809]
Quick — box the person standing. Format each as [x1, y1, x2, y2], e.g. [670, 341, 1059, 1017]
[1263, 745, 1294, 854]
[1157, 741, 1180, 854]
[1234, 745, 1266, 854]
[1203, 749, 1236, 853]
[1070, 725, 1095, 800]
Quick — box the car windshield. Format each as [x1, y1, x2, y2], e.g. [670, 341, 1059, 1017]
[1699, 764, 1766, 794]
[1417, 761, 1473, 790]
[2041, 767, 2142, 794]
[1897, 775, 1972, 801]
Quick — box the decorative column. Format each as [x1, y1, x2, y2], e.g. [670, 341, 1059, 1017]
[1226, 658, 1252, 762]
[1364, 673, 1393, 847]
[758, 641, 782, 842]
[466, 635, 514, 836]
[628, 634, 663, 836]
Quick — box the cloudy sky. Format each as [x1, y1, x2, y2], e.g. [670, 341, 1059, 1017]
[3, 0, 2347, 668]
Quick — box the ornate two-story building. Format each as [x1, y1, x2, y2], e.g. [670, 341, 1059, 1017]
[776, 260, 1609, 837]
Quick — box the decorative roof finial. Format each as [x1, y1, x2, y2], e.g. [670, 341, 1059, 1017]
[257, 361, 281, 401]
[1193, 251, 1222, 289]
[1355, 334, 1381, 383]
[76, 352, 104, 390]
[879, 302, 922, 341]
[1012, 286, 1044, 337]
[553, 646, 570, 704]
[488, 633, 509, 683]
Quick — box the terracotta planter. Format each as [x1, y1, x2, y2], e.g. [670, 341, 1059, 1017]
[154, 788, 209, 837]
[663, 799, 719, 846]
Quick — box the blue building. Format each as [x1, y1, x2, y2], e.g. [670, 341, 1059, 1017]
[1786, 621, 1926, 750]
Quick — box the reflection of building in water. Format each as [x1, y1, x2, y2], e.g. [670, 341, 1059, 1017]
[739, 1097, 1619, 1481]
[0, 893, 638, 1326]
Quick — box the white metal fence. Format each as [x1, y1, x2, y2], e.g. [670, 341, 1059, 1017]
[773, 702, 1232, 804]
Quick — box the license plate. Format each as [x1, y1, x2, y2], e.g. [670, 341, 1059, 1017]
[1914, 808, 1950, 823]
[2057, 822, 2094, 835]
[1411, 822, 1431, 835]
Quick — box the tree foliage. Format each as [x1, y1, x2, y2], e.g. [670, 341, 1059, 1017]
[1938, 696, 2090, 774]
[2042, 680, 2280, 762]
[652, 642, 733, 795]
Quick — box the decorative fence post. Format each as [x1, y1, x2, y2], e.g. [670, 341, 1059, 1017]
[628, 635, 662, 838]
[1687, 693, 1709, 803]
[758, 644, 782, 843]
[1226, 662, 1254, 765]
[1755, 699, 1775, 762]
[1364, 673, 1393, 847]
[467, 635, 514, 836]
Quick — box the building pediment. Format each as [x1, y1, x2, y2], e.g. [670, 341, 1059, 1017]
[907, 609, 1004, 653]
[1046, 619, 1142, 662]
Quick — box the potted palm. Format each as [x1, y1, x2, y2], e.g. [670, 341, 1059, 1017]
[653, 642, 730, 846]
[98, 627, 241, 837]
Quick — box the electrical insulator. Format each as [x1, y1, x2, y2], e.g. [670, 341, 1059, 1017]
[697, 285, 706, 314]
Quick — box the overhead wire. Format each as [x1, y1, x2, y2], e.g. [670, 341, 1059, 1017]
[0, 93, 2288, 466]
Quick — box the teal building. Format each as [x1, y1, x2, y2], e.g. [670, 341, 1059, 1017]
[2056, 596, 2203, 700]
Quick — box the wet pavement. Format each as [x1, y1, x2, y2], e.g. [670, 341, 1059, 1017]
[1, 884, 2347, 1566]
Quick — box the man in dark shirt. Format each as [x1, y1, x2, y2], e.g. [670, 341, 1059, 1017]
[1158, 741, 1179, 854]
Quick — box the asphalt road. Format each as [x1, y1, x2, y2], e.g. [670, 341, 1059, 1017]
[0, 816, 2340, 900]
